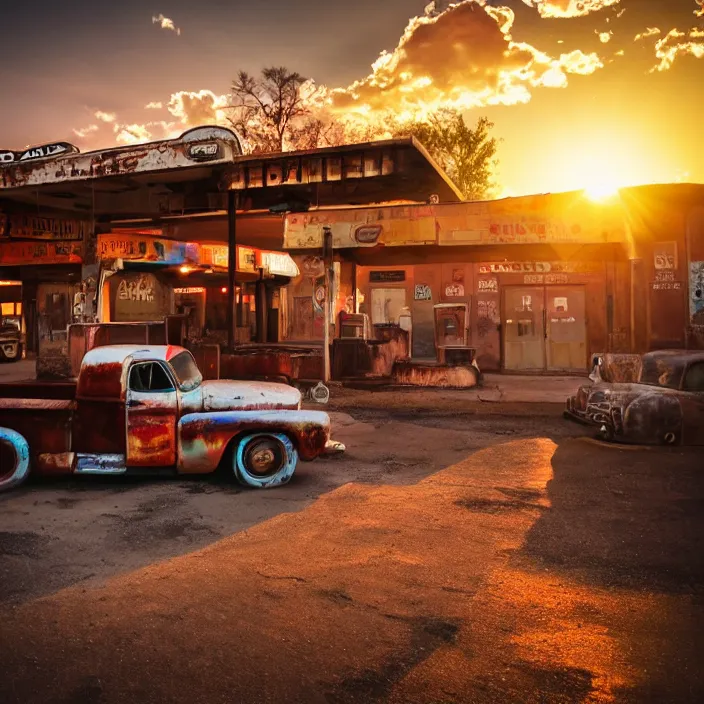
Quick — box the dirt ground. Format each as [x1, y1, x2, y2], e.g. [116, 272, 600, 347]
[0, 388, 702, 703]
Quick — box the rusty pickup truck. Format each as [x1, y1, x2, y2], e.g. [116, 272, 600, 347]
[0, 345, 343, 492]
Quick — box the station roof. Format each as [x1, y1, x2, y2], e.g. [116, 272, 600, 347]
[0, 126, 463, 221]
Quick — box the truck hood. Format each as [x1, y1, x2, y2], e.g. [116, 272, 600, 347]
[200, 380, 301, 412]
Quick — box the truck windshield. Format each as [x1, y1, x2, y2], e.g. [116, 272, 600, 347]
[169, 351, 203, 392]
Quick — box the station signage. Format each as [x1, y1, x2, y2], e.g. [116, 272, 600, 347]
[0, 142, 78, 165]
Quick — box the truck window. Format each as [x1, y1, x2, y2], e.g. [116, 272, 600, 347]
[683, 362, 704, 392]
[129, 363, 175, 393]
[169, 351, 203, 392]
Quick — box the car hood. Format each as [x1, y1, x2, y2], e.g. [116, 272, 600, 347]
[200, 380, 301, 412]
[580, 381, 680, 409]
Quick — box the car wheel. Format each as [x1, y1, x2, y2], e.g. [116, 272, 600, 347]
[0, 427, 30, 492]
[233, 432, 298, 489]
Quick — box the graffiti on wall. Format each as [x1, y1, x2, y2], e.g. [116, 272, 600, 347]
[477, 299, 500, 338]
[117, 276, 154, 303]
[414, 284, 432, 301]
[445, 269, 465, 297]
[691, 262, 704, 324]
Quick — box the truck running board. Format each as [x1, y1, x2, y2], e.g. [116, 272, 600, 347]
[75, 454, 127, 475]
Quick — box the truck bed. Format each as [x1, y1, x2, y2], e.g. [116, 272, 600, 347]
[0, 381, 77, 400]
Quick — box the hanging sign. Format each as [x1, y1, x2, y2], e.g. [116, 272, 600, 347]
[0, 240, 83, 265]
[7, 213, 90, 241]
[97, 233, 198, 264]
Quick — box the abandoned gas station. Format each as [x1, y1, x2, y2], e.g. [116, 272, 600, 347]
[1, 125, 702, 384]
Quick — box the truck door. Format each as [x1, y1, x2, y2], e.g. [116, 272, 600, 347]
[126, 361, 178, 466]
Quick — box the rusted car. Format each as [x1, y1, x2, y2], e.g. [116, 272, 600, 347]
[565, 350, 704, 445]
[0, 345, 344, 492]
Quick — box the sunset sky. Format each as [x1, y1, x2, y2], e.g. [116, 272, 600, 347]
[1, 0, 702, 197]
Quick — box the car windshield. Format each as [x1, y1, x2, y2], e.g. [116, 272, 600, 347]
[639, 355, 685, 390]
[169, 351, 203, 392]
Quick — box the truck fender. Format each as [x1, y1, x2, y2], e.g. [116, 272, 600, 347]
[177, 410, 331, 473]
[0, 427, 30, 492]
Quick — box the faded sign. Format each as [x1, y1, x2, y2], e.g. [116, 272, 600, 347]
[237, 246, 257, 273]
[690, 262, 704, 323]
[5, 214, 90, 241]
[545, 274, 569, 284]
[479, 261, 600, 274]
[524, 274, 544, 285]
[284, 205, 436, 249]
[98, 233, 197, 264]
[414, 284, 432, 301]
[445, 269, 465, 297]
[652, 282, 682, 291]
[0, 240, 83, 265]
[299, 255, 324, 278]
[0, 141, 78, 165]
[477, 278, 498, 293]
[654, 242, 677, 270]
[370, 270, 406, 283]
[199, 244, 229, 269]
[284, 196, 627, 250]
[445, 283, 465, 297]
[259, 251, 300, 278]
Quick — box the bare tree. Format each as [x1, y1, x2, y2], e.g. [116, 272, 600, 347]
[229, 67, 311, 153]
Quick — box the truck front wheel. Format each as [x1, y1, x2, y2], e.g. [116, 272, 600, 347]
[233, 433, 298, 489]
[0, 427, 30, 492]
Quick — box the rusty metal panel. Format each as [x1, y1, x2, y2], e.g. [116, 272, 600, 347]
[0, 127, 241, 190]
[126, 392, 178, 467]
[392, 360, 479, 388]
[72, 400, 126, 454]
[178, 410, 330, 473]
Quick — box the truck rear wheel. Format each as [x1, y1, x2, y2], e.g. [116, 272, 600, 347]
[0, 428, 30, 492]
[233, 433, 298, 489]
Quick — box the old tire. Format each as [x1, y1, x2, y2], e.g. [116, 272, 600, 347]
[0, 428, 30, 492]
[233, 433, 298, 489]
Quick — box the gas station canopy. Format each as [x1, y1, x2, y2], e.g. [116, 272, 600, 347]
[0, 126, 463, 221]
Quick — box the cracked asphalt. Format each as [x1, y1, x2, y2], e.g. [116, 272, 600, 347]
[0, 388, 702, 703]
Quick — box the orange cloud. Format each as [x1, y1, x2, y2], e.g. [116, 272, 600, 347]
[330, 1, 603, 121]
[696, 1, 703, 19]
[145, 101, 163, 109]
[94, 110, 116, 123]
[167, 90, 228, 127]
[520, 0, 621, 19]
[651, 28, 704, 72]
[72, 124, 98, 139]
[152, 14, 181, 36]
[634, 27, 661, 41]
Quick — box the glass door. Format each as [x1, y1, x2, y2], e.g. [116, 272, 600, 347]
[502, 287, 545, 371]
[546, 286, 587, 372]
